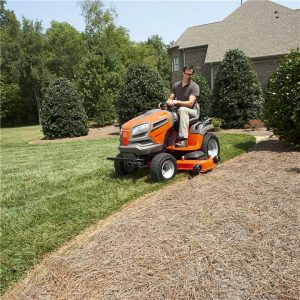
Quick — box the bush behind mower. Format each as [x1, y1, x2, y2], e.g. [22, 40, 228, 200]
[107, 103, 220, 182]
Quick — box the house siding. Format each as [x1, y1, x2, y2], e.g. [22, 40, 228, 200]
[183, 47, 209, 79]
[171, 47, 210, 84]
[252, 57, 282, 90]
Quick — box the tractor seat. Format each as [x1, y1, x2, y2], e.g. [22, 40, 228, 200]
[189, 102, 200, 125]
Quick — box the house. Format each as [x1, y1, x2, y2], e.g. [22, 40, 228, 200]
[169, 0, 300, 89]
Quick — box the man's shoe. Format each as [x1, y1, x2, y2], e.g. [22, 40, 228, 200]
[175, 139, 188, 148]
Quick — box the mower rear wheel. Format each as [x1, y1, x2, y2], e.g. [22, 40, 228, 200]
[202, 133, 220, 159]
[114, 153, 138, 175]
[150, 153, 177, 182]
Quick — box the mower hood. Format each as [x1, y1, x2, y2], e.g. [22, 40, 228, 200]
[120, 109, 173, 147]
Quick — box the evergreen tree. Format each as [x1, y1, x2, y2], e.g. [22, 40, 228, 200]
[212, 49, 264, 128]
[264, 48, 300, 146]
[41, 78, 88, 139]
[117, 64, 166, 125]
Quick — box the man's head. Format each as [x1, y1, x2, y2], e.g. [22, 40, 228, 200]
[182, 66, 194, 83]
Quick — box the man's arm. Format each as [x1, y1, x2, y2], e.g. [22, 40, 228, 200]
[172, 95, 197, 108]
[166, 93, 175, 106]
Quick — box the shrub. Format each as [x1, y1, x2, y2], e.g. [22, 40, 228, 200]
[264, 49, 300, 146]
[117, 64, 166, 125]
[41, 78, 88, 139]
[212, 49, 264, 129]
[211, 117, 223, 132]
[193, 73, 211, 119]
[244, 119, 265, 130]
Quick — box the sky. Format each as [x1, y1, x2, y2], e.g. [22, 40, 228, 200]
[5, 0, 300, 43]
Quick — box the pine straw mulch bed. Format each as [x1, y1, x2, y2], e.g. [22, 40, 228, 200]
[5, 138, 300, 299]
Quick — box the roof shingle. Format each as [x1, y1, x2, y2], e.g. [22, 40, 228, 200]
[171, 0, 300, 63]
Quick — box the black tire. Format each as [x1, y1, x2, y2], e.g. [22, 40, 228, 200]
[150, 153, 177, 182]
[114, 153, 138, 176]
[201, 133, 220, 159]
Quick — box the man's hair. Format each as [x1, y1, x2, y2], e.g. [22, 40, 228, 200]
[182, 65, 194, 74]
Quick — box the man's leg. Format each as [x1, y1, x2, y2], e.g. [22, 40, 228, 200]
[177, 107, 198, 139]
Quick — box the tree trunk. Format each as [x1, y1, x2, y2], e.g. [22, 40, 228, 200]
[34, 86, 41, 125]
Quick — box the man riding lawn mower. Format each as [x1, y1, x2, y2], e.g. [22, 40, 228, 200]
[107, 100, 220, 182]
[108, 65, 220, 182]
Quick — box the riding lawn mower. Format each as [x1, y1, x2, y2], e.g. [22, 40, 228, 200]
[107, 103, 220, 182]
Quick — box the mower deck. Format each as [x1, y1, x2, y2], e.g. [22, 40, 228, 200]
[176, 156, 216, 172]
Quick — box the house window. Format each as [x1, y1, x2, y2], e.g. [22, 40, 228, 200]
[172, 57, 179, 72]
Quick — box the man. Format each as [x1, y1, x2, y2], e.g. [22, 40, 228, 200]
[166, 65, 200, 147]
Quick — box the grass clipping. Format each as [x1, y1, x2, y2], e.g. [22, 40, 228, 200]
[5, 139, 300, 299]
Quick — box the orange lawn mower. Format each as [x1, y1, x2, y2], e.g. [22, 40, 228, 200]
[107, 102, 220, 182]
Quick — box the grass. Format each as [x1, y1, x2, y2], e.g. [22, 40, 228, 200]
[0, 126, 255, 294]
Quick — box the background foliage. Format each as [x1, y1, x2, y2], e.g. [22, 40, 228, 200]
[212, 49, 264, 128]
[0, 0, 172, 129]
[264, 49, 300, 146]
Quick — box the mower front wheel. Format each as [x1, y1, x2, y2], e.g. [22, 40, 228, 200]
[114, 153, 138, 176]
[150, 153, 177, 182]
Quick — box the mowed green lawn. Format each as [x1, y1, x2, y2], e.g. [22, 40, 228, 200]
[0, 126, 255, 294]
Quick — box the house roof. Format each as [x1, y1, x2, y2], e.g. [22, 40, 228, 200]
[171, 0, 300, 63]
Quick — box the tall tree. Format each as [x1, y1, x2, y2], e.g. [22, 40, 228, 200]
[77, 0, 130, 125]
[0, 0, 23, 126]
[0, 0, 5, 26]
[17, 18, 47, 124]
[80, 0, 115, 36]
[0, 0, 20, 83]
[77, 49, 123, 125]
[45, 21, 85, 80]
[128, 42, 158, 68]
[146, 35, 171, 88]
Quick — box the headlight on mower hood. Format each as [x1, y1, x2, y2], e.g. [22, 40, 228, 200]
[132, 123, 149, 136]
